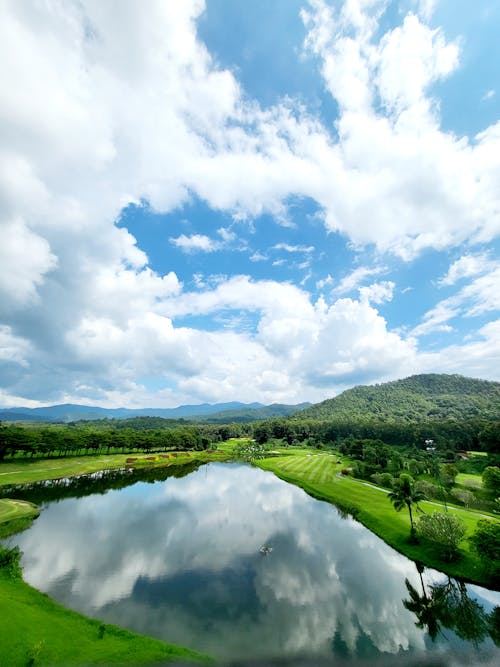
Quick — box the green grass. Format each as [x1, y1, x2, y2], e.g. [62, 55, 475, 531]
[0, 498, 40, 538]
[0, 449, 231, 487]
[0, 498, 39, 523]
[0, 569, 210, 666]
[256, 452, 499, 588]
[456, 472, 483, 489]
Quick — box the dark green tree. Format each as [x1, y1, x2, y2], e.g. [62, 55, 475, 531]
[482, 466, 500, 496]
[469, 519, 500, 582]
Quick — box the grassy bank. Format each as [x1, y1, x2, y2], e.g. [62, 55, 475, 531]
[0, 451, 226, 666]
[0, 567, 209, 666]
[0, 498, 40, 538]
[0, 448, 232, 487]
[256, 452, 499, 588]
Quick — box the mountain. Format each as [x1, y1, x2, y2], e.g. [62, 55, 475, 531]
[0, 402, 264, 423]
[189, 402, 311, 423]
[0, 400, 309, 424]
[294, 374, 500, 422]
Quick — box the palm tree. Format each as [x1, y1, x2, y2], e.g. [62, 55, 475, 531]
[388, 473, 424, 540]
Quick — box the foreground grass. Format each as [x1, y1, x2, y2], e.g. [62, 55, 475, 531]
[0, 569, 209, 666]
[256, 452, 499, 588]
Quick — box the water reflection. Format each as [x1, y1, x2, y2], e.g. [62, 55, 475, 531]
[10, 463, 500, 663]
[403, 562, 499, 646]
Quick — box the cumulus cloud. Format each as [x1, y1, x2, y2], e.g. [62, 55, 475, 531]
[0, 219, 57, 307]
[0, 0, 499, 406]
[359, 281, 395, 304]
[300, 0, 500, 257]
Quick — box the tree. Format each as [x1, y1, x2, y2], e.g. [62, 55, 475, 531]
[440, 463, 458, 488]
[418, 512, 466, 561]
[450, 488, 475, 508]
[482, 466, 500, 496]
[415, 480, 440, 500]
[469, 519, 500, 580]
[388, 474, 424, 540]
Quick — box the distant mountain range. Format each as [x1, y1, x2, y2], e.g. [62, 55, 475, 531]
[294, 374, 500, 422]
[0, 401, 310, 424]
[3, 374, 498, 426]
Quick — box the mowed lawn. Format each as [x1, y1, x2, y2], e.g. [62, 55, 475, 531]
[257, 452, 498, 586]
[0, 498, 38, 523]
[456, 472, 483, 489]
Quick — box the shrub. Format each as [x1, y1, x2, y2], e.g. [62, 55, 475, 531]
[0, 545, 22, 578]
[482, 467, 500, 496]
[380, 472, 394, 488]
[415, 480, 440, 500]
[469, 520, 500, 572]
[418, 512, 466, 561]
[450, 488, 475, 508]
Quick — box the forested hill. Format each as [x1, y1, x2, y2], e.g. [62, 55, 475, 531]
[294, 374, 500, 422]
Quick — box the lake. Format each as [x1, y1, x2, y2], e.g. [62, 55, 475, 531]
[8, 462, 500, 664]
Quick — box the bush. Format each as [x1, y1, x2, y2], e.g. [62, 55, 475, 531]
[415, 480, 440, 500]
[483, 467, 500, 496]
[450, 488, 475, 507]
[418, 512, 466, 561]
[380, 472, 394, 488]
[469, 520, 500, 575]
[0, 545, 22, 578]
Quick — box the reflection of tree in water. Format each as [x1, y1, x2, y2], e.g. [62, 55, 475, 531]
[0, 461, 202, 505]
[403, 561, 499, 646]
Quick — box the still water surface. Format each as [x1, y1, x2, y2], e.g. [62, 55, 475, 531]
[10, 462, 500, 664]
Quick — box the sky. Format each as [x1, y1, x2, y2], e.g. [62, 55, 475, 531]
[0, 0, 499, 409]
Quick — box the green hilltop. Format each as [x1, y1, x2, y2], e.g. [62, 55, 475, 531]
[294, 374, 500, 422]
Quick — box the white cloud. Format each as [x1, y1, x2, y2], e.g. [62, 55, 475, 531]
[20, 273, 415, 406]
[217, 226, 236, 242]
[249, 251, 267, 262]
[438, 252, 494, 286]
[335, 265, 386, 295]
[0, 0, 499, 407]
[359, 281, 395, 304]
[483, 89, 495, 101]
[0, 219, 57, 307]
[413, 262, 500, 336]
[420, 320, 500, 381]
[274, 243, 314, 253]
[316, 274, 334, 290]
[415, 0, 436, 22]
[300, 1, 500, 258]
[0, 326, 32, 367]
[169, 233, 221, 253]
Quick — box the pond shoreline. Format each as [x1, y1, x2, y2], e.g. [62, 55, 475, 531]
[1, 446, 499, 665]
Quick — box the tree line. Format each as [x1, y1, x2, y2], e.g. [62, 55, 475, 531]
[0, 423, 210, 460]
[1, 414, 498, 461]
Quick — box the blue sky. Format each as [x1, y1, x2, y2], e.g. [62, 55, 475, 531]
[0, 0, 499, 407]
